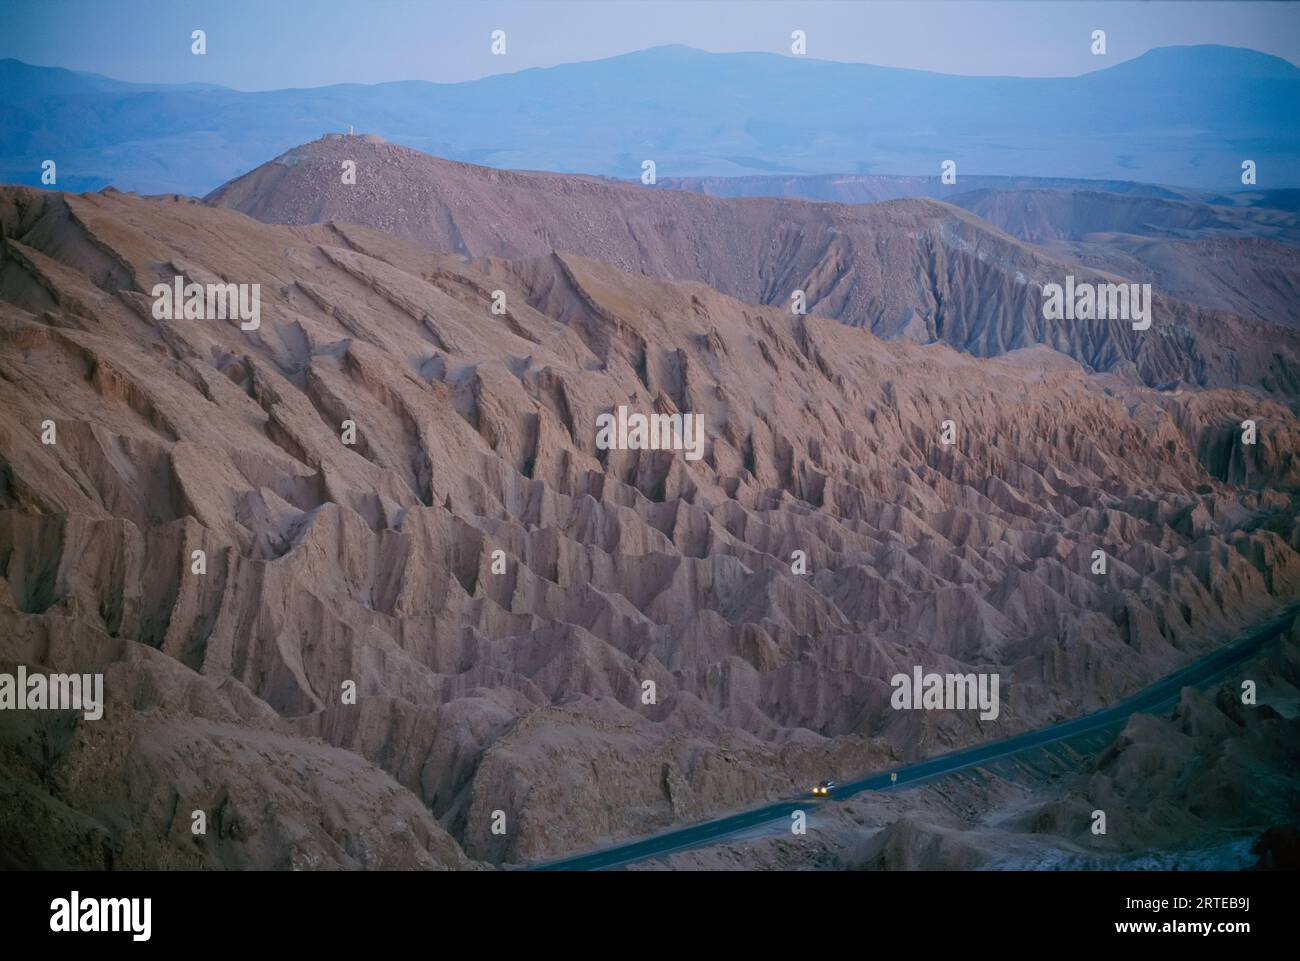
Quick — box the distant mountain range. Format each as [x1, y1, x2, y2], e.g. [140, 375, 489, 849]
[3, 43, 1299, 195]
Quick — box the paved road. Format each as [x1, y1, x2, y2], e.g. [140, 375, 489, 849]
[531, 606, 1298, 870]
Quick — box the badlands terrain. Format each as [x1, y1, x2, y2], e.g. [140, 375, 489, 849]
[1, 141, 1299, 869]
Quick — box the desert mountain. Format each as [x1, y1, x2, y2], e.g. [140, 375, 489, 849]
[2, 185, 1298, 866]
[208, 137, 1300, 393]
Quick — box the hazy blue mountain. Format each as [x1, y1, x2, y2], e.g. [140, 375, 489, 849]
[2, 43, 1297, 195]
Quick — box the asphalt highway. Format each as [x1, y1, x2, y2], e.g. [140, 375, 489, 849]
[531, 606, 1297, 870]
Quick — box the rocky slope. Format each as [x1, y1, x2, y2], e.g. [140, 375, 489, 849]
[948, 189, 1300, 330]
[206, 138, 1300, 395]
[651, 176, 1300, 331]
[660, 178, 1300, 332]
[1, 185, 1298, 867]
